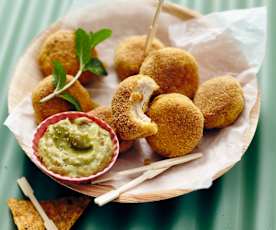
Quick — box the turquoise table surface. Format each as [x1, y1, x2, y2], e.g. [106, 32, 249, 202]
[0, 0, 274, 229]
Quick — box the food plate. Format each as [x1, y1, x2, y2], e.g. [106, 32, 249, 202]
[7, 0, 261, 203]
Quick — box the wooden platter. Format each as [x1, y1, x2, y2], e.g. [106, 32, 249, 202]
[7, 0, 260, 203]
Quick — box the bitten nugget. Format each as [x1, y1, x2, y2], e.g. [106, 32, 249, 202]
[38, 30, 97, 85]
[32, 75, 95, 123]
[114, 35, 164, 80]
[111, 74, 159, 140]
[140, 47, 199, 98]
[194, 75, 244, 128]
[147, 93, 204, 157]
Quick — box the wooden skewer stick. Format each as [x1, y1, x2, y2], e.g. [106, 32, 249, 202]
[144, 0, 165, 55]
[17, 177, 58, 230]
[94, 153, 203, 206]
[91, 152, 202, 185]
[94, 167, 168, 206]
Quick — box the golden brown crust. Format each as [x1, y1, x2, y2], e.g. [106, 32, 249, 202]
[114, 35, 165, 80]
[8, 196, 90, 230]
[111, 74, 159, 140]
[194, 75, 244, 129]
[32, 75, 96, 123]
[147, 93, 204, 157]
[87, 106, 134, 153]
[8, 198, 44, 230]
[38, 30, 97, 85]
[88, 106, 115, 129]
[140, 47, 199, 98]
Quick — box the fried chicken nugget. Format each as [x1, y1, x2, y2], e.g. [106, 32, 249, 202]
[38, 30, 97, 85]
[88, 106, 134, 153]
[114, 35, 164, 80]
[32, 75, 96, 123]
[111, 74, 159, 140]
[147, 93, 204, 157]
[194, 75, 244, 129]
[140, 47, 199, 98]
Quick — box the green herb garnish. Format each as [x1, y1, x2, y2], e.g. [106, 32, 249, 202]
[51, 60, 82, 111]
[89, 28, 112, 49]
[75, 28, 91, 67]
[52, 60, 66, 90]
[59, 92, 81, 111]
[76, 28, 111, 74]
[40, 27, 112, 103]
[84, 58, 108, 76]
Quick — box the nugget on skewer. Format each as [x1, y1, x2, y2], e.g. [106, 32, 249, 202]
[114, 35, 164, 80]
[38, 30, 97, 85]
[111, 74, 159, 140]
[194, 75, 244, 129]
[32, 75, 96, 123]
[147, 93, 204, 157]
[140, 47, 199, 98]
[88, 106, 134, 153]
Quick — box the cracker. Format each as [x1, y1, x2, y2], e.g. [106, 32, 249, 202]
[8, 196, 90, 230]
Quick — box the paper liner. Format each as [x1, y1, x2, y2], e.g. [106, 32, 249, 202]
[4, 1, 266, 201]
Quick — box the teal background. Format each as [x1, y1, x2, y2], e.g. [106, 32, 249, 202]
[0, 0, 274, 229]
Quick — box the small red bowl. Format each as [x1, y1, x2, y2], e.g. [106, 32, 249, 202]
[32, 111, 119, 184]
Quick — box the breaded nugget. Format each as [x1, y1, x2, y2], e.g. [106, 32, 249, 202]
[114, 35, 164, 80]
[88, 106, 134, 153]
[38, 30, 97, 85]
[111, 74, 159, 140]
[32, 75, 96, 123]
[140, 47, 199, 98]
[88, 106, 114, 127]
[147, 93, 204, 157]
[194, 75, 244, 129]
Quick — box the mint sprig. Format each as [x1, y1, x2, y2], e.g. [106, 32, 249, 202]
[51, 60, 82, 111]
[89, 28, 112, 49]
[59, 92, 81, 111]
[75, 28, 91, 67]
[52, 60, 66, 90]
[40, 27, 112, 103]
[76, 28, 111, 73]
[84, 58, 107, 76]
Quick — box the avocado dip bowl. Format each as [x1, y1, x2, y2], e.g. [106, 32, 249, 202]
[32, 112, 120, 184]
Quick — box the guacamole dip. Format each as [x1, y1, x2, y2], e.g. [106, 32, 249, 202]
[38, 118, 114, 177]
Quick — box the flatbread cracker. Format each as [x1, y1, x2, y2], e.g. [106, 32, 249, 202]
[8, 196, 91, 230]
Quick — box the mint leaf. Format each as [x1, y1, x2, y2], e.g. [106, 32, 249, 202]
[75, 28, 91, 67]
[84, 58, 107, 76]
[52, 60, 66, 90]
[59, 93, 82, 111]
[90, 28, 112, 49]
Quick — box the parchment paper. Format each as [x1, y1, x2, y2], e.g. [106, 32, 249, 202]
[4, 0, 266, 195]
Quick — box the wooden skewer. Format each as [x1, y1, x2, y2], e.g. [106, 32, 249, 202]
[94, 153, 203, 206]
[94, 167, 168, 206]
[17, 177, 58, 230]
[144, 0, 165, 55]
[91, 152, 202, 184]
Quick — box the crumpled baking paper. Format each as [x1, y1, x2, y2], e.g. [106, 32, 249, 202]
[4, 0, 266, 196]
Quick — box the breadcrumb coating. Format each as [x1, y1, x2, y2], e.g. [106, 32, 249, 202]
[194, 75, 244, 128]
[88, 106, 134, 153]
[140, 47, 199, 98]
[88, 106, 114, 128]
[114, 35, 164, 80]
[32, 75, 96, 123]
[38, 30, 97, 85]
[147, 93, 204, 157]
[111, 74, 159, 140]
